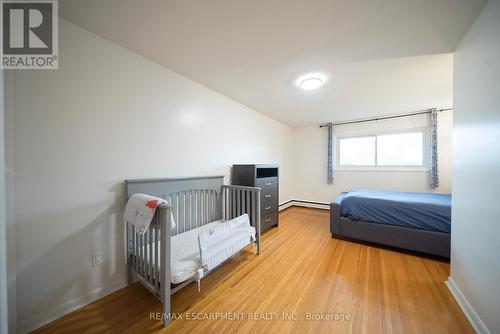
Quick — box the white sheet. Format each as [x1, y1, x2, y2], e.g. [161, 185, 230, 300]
[140, 217, 255, 284]
[170, 221, 222, 284]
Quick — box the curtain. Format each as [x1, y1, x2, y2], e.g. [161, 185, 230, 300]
[430, 108, 439, 188]
[327, 123, 334, 184]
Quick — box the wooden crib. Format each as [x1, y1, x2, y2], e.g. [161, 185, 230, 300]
[125, 176, 261, 326]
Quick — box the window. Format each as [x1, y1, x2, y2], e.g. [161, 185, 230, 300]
[338, 130, 426, 168]
[338, 136, 376, 166]
[377, 132, 423, 166]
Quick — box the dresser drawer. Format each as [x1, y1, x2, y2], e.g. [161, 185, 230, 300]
[261, 211, 278, 231]
[261, 202, 276, 215]
[261, 189, 277, 206]
[256, 177, 278, 189]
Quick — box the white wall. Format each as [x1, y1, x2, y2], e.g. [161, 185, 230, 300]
[1, 69, 9, 334]
[4, 70, 16, 333]
[450, 1, 500, 333]
[292, 112, 453, 204]
[12, 19, 293, 332]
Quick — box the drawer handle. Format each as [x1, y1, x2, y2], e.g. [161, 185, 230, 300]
[265, 194, 272, 198]
[265, 218, 272, 222]
[265, 206, 272, 210]
[265, 182, 272, 186]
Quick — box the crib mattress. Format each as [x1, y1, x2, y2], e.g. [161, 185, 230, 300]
[167, 221, 220, 283]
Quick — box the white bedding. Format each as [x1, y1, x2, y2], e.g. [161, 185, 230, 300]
[170, 221, 223, 284]
[141, 216, 255, 284]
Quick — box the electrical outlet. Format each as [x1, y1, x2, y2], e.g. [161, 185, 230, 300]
[92, 252, 103, 267]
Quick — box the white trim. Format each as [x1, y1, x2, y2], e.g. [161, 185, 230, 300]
[293, 201, 329, 210]
[335, 125, 429, 139]
[278, 201, 294, 211]
[19, 278, 127, 334]
[336, 127, 430, 170]
[445, 277, 490, 334]
[335, 166, 430, 172]
[279, 200, 330, 211]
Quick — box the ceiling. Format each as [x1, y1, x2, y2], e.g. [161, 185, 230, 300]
[60, 0, 486, 127]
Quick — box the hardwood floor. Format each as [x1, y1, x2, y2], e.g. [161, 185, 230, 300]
[34, 207, 472, 334]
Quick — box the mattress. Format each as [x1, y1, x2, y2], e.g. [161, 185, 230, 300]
[142, 216, 254, 284]
[337, 189, 451, 233]
[170, 221, 223, 284]
[140, 221, 224, 284]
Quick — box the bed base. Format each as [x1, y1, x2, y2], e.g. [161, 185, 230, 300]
[125, 176, 261, 326]
[330, 202, 450, 258]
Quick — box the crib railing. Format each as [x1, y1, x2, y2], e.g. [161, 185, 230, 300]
[221, 184, 261, 254]
[127, 203, 171, 297]
[164, 189, 220, 236]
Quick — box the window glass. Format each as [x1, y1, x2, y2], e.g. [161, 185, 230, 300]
[377, 132, 423, 166]
[339, 136, 376, 166]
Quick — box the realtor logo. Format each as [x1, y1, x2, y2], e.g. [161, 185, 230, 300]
[1, 0, 58, 69]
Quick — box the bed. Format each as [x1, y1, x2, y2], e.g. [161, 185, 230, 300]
[330, 189, 451, 258]
[125, 176, 261, 326]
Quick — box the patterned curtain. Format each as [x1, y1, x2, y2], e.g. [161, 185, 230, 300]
[327, 123, 334, 184]
[430, 108, 439, 188]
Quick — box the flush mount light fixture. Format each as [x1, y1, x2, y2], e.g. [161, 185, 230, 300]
[299, 77, 323, 90]
[296, 73, 327, 90]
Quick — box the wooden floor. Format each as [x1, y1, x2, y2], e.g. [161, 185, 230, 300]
[34, 207, 472, 334]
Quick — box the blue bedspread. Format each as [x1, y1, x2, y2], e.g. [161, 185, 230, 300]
[337, 189, 451, 233]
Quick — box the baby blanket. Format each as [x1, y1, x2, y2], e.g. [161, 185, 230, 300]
[124, 193, 175, 234]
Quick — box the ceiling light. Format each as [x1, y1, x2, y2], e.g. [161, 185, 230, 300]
[297, 76, 324, 90]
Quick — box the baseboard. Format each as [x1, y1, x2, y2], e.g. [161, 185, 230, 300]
[19, 278, 127, 334]
[445, 277, 490, 334]
[278, 200, 294, 211]
[279, 200, 330, 211]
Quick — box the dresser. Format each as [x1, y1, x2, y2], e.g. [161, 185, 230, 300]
[232, 164, 279, 233]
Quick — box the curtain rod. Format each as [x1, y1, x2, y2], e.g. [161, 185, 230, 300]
[319, 107, 453, 128]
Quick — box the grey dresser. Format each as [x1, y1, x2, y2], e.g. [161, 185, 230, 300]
[232, 164, 279, 233]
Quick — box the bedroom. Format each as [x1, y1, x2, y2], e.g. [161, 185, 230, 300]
[0, 0, 499, 333]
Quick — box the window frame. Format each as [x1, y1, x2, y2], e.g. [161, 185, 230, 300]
[336, 134, 377, 167]
[335, 127, 430, 172]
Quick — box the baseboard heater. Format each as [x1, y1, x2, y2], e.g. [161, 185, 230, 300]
[279, 200, 330, 211]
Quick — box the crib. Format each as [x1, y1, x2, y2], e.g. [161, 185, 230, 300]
[125, 176, 261, 326]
